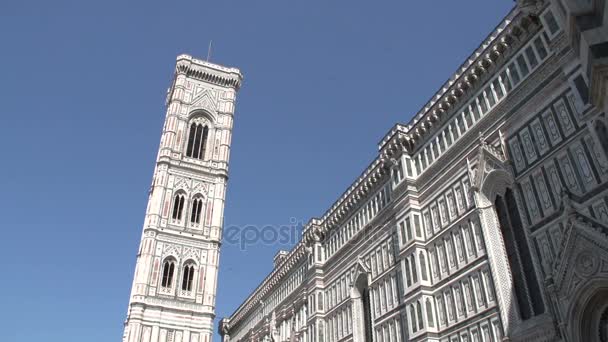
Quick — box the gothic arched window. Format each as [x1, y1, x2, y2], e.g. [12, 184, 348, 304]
[181, 263, 196, 292]
[426, 298, 435, 327]
[419, 252, 428, 281]
[410, 305, 418, 333]
[171, 193, 185, 222]
[410, 254, 418, 283]
[161, 259, 176, 288]
[417, 300, 424, 330]
[404, 258, 412, 287]
[190, 196, 204, 225]
[186, 123, 209, 160]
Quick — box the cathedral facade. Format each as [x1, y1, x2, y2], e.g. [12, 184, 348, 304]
[219, 1, 608, 342]
[122, 55, 242, 342]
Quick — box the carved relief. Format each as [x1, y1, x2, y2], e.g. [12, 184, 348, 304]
[423, 210, 432, 236]
[530, 118, 549, 155]
[439, 199, 448, 226]
[163, 243, 182, 259]
[508, 137, 526, 172]
[570, 141, 596, 189]
[455, 186, 465, 214]
[557, 153, 581, 194]
[190, 88, 219, 114]
[533, 170, 553, 214]
[553, 99, 576, 137]
[521, 177, 541, 222]
[545, 161, 564, 203]
[190, 115, 212, 127]
[431, 205, 440, 233]
[592, 199, 608, 224]
[463, 178, 475, 208]
[173, 176, 190, 192]
[454, 285, 464, 316]
[447, 192, 456, 220]
[585, 135, 608, 176]
[191, 181, 209, 197]
[566, 91, 584, 115]
[575, 251, 599, 277]
[183, 246, 201, 263]
[538, 235, 554, 275]
[541, 109, 562, 146]
[519, 127, 538, 164]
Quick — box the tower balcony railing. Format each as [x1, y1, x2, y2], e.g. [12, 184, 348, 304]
[179, 289, 195, 298]
[159, 286, 173, 295]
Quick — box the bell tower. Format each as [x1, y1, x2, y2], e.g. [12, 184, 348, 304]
[123, 54, 243, 342]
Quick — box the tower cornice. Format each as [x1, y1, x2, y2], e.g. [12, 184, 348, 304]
[176, 54, 243, 90]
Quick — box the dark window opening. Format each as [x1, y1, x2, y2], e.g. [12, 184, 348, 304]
[426, 299, 435, 327]
[405, 259, 412, 287]
[411, 254, 418, 283]
[417, 301, 424, 330]
[181, 264, 195, 291]
[509, 63, 521, 85]
[525, 46, 539, 69]
[495, 194, 531, 319]
[543, 11, 560, 35]
[161, 260, 175, 288]
[534, 37, 548, 60]
[573, 75, 590, 104]
[495, 190, 545, 320]
[505, 190, 544, 315]
[414, 214, 422, 237]
[190, 197, 203, 224]
[362, 288, 373, 342]
[420, 252, 428, 281]
[186, 123, 209, 160]
[517, 55, 530, 77]
[410, 305, 418, 333]
[172, 194, 185, 221]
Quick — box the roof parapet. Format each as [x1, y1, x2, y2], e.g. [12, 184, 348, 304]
[176, 54, 243, 90]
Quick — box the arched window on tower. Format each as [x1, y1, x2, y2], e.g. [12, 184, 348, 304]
[161, 259, 176, 288]
[181, 263, 196, 292]
[171, 193, 186, 222]
[186, 123, 209, 160]
[190, 196, 204, 226]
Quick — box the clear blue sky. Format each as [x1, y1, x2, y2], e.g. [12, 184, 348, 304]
[0, 1, 513, 341]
